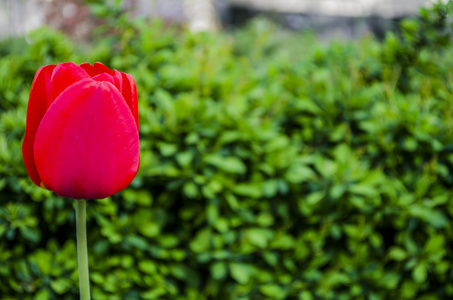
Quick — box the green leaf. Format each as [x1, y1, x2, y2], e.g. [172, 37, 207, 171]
[125, 235, 148, 250]
[305, 191, 324, 206]
[34, 289, 50, 300]
[409, 206, 448, 229]
[170, 264, 189, 279]
[314, 156, 337, 178]
[332, 144, 351, 164]
[50, 278, 71, 294]
[263, 252, 278, 267]
[286, 165, 315, 184]
[270, 233, 295, 250]
[299, 291, 314, 300]
[206, 202, 219, 225]
[204, 155, 246, 174]
[403, 137, 418, 151]
[260, 284, 287, 299]
[210, 261, 227, 280]
[0, 224, 7, 237]
[388, 247, 407, 261]
[296, 98, 321, 114]
[424, 234, 445, 254]
[330, 184, 346, 199]
[324, 272, 351, 286]
[34, 251, 52, 275]
[379, 272, 400, 289]
[183, 182, 199, 199]
[20, 227, 40, 243]
[158, 142, 178, 156]
[262, 179, 279, 197]
[139, 222, 160, 238]
[176, 151, 193, 167]
[233, 184, 262, 198]
[413, 263, 427, 283]
[139, 260, 157, 274]
[348, 184, 377, 197]
[230, 263, 252, 284]
[190, 228, 211, 253]
[141, 287, 167, 299]
[245, 228, 274, 248]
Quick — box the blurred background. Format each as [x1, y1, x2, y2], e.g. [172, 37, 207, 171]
[0, 0, 441, 40]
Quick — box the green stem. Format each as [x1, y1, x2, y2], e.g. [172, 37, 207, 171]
[76, 200, 91, 300]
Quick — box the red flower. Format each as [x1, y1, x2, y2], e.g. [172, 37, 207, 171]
[22, 62, 140, 199]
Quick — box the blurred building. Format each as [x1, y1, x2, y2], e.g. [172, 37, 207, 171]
[227, 0, 445, 39]
[0, 0, 444, 40]
[0, 0, 93, 41]
[228, 0, 437, 18]
[0, 0, 46, 39]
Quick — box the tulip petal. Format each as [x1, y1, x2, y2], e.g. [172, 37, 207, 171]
[79, 62, 96, 76]
[121, 73, 139, 129]
[80, 62, 114, 77]
[34, 79, 140, 199]
[49, 62, 91, 107]
[113, 69, 124, 92]
[93, 73, 115, 85]
[94, 62, 114, 74]
[22, 64, 56, 186]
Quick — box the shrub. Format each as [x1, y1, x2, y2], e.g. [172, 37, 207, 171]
[2, 2, 453, 299]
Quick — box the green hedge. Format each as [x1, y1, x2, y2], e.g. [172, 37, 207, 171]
[2, 2, 453, 299]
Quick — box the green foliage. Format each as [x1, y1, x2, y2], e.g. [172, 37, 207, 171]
[2, 1, 453, 299]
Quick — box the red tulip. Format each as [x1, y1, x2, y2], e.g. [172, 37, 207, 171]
[22, 62, 140, 199]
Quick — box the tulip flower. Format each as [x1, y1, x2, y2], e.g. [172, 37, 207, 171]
[22, 62, 139, 199]
[22, 62, 140, 300]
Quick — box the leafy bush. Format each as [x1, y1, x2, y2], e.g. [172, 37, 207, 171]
[2, 2, 453, 299]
